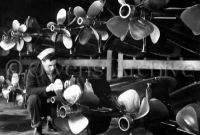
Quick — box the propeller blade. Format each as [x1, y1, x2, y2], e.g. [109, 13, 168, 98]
[79, 27, 92, 45]
[47, 22, 56, 29]
[90, 26, 100, 41]
[135, 97, 149, 120]
[63, 85, 82, 105]
[12, 20, 20, 31]
[51, 33, 57, 42]
[23, 36, 32, 42]
[118, 0, 126, 5]
[68, 114, 89, 134]
[129, 18, 154, 40]
[57, 8, 67, 25]
[62, 29, 71, 37]
[63, 34, 73, 49]
[144, 0, 169, 10]
[117, 89, 140, 113]
[16, 39, 24, 51]
[0, 41, 16, 51]
[26, 43, 33, 53]
[87, 0, 105, 18]
[149, 22, 160, 44]
[106, 16, 129, 39]
[97, 30, 109, 41]
[181, 4, 200, 35]
[18, 24, 27, 33]
[176, 103, 200, 134]
[130, 127, 153, 135]
[25, 16, 41, 31]
[73, 6, 86, 18]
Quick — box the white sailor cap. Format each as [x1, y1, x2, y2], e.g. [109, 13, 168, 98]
[37, 48, 55, 60]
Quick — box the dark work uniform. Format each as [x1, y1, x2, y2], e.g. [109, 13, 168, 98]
[26, 61, 67, 128]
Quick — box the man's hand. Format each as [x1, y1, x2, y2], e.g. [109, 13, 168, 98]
[46, 83, 54, 92]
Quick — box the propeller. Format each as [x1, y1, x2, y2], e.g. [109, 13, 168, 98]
[181, 4, 200, 35]
[0, 30, 16, 51]
[11, 19, 32, 54]
[73, 0, 108, 50]
[106, 0, 168, 44]
[47, 8, 73, 50]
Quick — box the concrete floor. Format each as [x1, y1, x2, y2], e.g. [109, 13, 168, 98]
[0, 94, 132, 135]
[0, 94, 191, 135]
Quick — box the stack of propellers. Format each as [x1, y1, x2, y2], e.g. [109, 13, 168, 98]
[0, 0, 200, 57]
[0, 20, 32, 55]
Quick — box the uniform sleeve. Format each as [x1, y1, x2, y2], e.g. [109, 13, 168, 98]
[26, 68, 47, 98]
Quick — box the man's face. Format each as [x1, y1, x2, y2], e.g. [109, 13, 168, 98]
[42, 59, 56, 75]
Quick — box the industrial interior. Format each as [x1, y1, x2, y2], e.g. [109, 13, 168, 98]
[0, 0, 200, 135]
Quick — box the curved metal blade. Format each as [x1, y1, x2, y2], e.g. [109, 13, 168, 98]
[135, 97, 149, 120]
[57, 8, 67, 25]
[19, 24, 27, 33]
[130, 127, 153, 135]
[181, 4, 200, 35]
[68, 114, 89, 134]
[16, 39, 24, 51]
[144, 0, 169, 10]
[63, 34, 73, 49]
[51, 32, 57, 42]
[176, 104, 199, 134]
[23, 36, 32, 42]
[97, 30, 109, 41]
[129, 18, 154, 40]
[118, 0, 126, 5]
[149, 22, 160, 44]
[73, 6, 86, 18]
[117, 89, 140, 113]
[79, 27, 92, 45]
[90, 26, 100, 41]
[63, 85, 82, 105]
[79, 80, 100, 106]
[12, 20, 20, 31]
[106, 16, 129, 39]
[87, 0, 105, 18]
[0, 40, 16, 51]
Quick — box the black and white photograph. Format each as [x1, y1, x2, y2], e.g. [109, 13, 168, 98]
[0, 0, 200, 135]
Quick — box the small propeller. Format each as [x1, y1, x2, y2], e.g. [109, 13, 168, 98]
[0, 32, 16, 51]
[181, 4, 200, 35]
[11, 19, 32, 53]
[47, 8, 73, 49]
[73, 0, 108, 46]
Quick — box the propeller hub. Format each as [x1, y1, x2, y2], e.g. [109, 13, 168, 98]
[77, 17, 84, 25]
[2, 35, 6, 41]
[119, 4, 132, 19]
[118, 115, 133, 131]
[50, 25, 55, 32]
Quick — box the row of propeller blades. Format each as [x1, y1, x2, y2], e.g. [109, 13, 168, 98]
[0, 0, 199, 56]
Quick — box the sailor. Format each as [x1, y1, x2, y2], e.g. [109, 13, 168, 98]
[26, 48, 68, 135]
